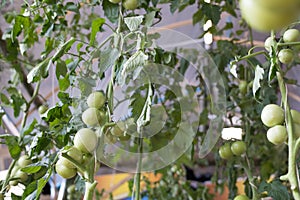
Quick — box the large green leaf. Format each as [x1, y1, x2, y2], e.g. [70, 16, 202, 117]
[90, 18, 105, 45]
[124, 16, 144, 32]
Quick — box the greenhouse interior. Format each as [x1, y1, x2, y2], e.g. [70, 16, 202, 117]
[0, 0, 300, 200]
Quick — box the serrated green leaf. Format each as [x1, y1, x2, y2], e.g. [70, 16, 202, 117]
[268, 49, 278, 84]
[144, 11, 156, 27]
[124, 16, 144, 32]
[99, 48, 119, 74]
[136, 83, 153, 130]
[12, 15, 30, 42]
[52, 37, 76, 61]
[58, 74, 70, 91]
[22, 181, 37, 200]
[118, 51, 148, 85]
[90, 18, 105, 45]
[253, 65, 264, 96]
[55, 59, 67, 79]
[22, 119, 37, 136]
[1, 93, 10, 105]
[27, 57, 51, 83]
[102, 0, 119, 23]
[4, 135, 21, 159]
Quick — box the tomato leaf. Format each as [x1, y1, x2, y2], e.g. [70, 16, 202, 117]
[124, 16, 144, 32]
[258, 180, 290, 199]
[3, 135, 21, 159]
[253, 65, 264, 97]
[22, 181, 37, 200]
[102, 0, 119, 23]
[99, 48, 120, 74]
[136, 83, 153, 130]
[52, 37, 76, 61]
[90, 18, 105, 46]
[27, 57, 52, 83]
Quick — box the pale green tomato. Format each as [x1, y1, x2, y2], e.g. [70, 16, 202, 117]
[81, 108, 103, 126]
[219, 143, 233, 160]
[60, 147, 83, 168]
[67, 184, 76, 193]
[38, 105, 48, 115]
[293, 123, 300, 138]
[87, 91, 106, 109]
[18, 155, 32, 168]
[239, 0, 300, 32]
[264, 37, 276, 52]
[291, 109, 300, 124]
[15, 170, 28, 182]
[231, 141, 247, 156]
[109, 0, 121, 3]
[111, 122, 125, 137]
[239, 80, 248, 95]
[74, 128, 98, 153]
[267, 125, 287, 145]
[55, 160, 77, 179]
[283, 29, 300, 43]
[261, 104, 284, 127]
[123, 0, 138, 10]
[234, 194, 250, 200]
[278, 49, 294, 64]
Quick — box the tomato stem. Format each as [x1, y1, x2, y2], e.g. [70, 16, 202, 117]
[84, 181, 97, 200]
[277, 71, 300, 200]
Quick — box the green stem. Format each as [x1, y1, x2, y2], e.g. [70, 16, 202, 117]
[84, 181, 97, 200]
[0, 159, 17, 193]
[277, 41, 300, 47]
[277, 72, 300, 200]
[242, 156, 258, 200]
[133, 137, 143, 200]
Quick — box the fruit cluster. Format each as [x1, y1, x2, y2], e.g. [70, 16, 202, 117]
[55, 91, 105, 179]
[219, 140, 247, 160]
[109, 0, 138, 10]
[265, 29, 300, 65]
[261, 104, 300, 145]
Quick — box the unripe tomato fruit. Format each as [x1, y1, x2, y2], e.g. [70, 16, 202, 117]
[278, 49, 294, 64]
[234, 194, 250, 200]
[264, 37, 276, 52]
[283, 29, 300, 43]
[239, 80, 247, 95]
[67, 184, 76, 193]
[81, 108, 104, 126]
[219, 143, 233, 160]
[231, 141, 247, 156]
[55, 160, 77, 179]
[291, 109, 300, 124]
[293, 123, 300, 138]
[123, 0, 138, 10]
[60, 147, 83, 168]
[74, 128, 98, 153]
[239, 0, 300, 32]
[267, 125, 287, 145]
[38, 105, 48, 115]
[15, 170, 28, 182]
[111, 122, 125, 137]
[87, 91, 106, 109]
[261, 104, 284, 127]
[109, 0, 121, 3]
[18, 155, 32, 168]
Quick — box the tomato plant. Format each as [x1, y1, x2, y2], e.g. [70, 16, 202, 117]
[0, 0, 300, 199]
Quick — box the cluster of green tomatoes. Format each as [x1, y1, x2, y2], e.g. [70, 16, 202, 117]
[261, 104, 300, 145]
[55, 91, 106, 179]
[219, 140, 247, 160]
[265, 28, 300, 65]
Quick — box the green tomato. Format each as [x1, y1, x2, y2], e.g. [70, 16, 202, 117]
[291, 109, 300, 124]
[111, 122, 125, 137]
[219, 143, 233, 160]
[38, 105, 48, 115]
[234, 194, 250, 200]
[81, 108, 104, 126]
[67, 184, 76, 193]
[231, 141, 247, 156]
[293, 123, 300, 138]
[283, 29, 300, 43]
[18, 155, 32, 168]
[55, 160, 77, 179]
[109, 0, 121, 3]
[74, 128, 98, 153]
[267, 125, 287, 145]
[239, 80, 248, 95]
[123, 0, 138, 10]
[261, 104, 284, 127]
[87, 91, 106, 109]
[264, 36, 276, 52]
[60, 147, 83, 168]
[278, 49, 294, 64]
[15, 170, 28, 182]
[239, 0, 300, 32]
